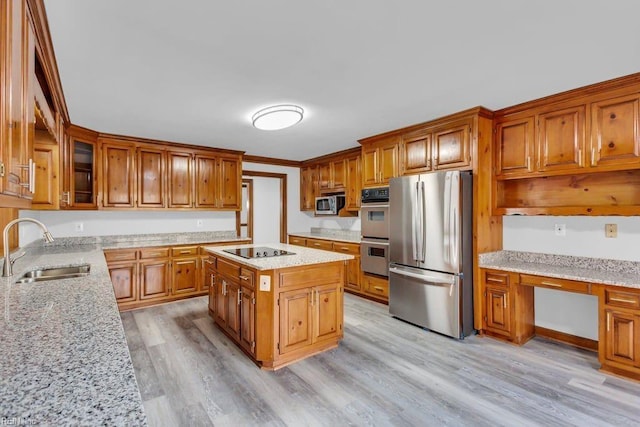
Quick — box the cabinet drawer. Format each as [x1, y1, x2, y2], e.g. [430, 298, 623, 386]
[519, 274, 591, 294]
[363, 274, 389, 298]
[288, 236, 306, 246]
[172, 246, 198, 257]
[104, 249, 137, 262]
[239, 268, 255, 289]
[484, 270, 509, 287]
[605, 288, 640, 309]
[332, 242, 360, 255]
[217, 258, 241, 278]
[140, 247, 170, 259]
[306, 238, 334, 251]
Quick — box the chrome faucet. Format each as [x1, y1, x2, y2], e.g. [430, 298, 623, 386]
[2, 218, 54, 277]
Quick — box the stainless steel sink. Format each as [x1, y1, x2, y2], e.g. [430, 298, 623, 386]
[15, 264, 91, 284]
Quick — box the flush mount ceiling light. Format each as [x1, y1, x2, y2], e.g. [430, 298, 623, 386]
[252, 104, 304, 131]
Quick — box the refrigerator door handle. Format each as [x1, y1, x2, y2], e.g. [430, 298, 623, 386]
[418, 181, 426, 262]
[389, 266, 455, 286]
[443, 173, 451, 264]
[449, 172, 459, 267]
[411, 181, 420, 261]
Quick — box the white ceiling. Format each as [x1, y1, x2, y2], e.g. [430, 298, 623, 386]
[44, 0, 640, 161]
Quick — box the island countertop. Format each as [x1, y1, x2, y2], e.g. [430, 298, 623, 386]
[203, 243, 354, 270]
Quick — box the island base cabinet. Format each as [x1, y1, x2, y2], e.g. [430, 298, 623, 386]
[278, 284, 342, 354]
[207, 253, 345, 371]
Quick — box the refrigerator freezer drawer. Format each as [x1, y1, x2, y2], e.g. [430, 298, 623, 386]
[389, 265, 461, 339]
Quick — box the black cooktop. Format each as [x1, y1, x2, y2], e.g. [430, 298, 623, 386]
[223, 246, 295, 259]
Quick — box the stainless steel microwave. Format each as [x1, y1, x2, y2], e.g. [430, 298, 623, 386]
[315, 195, 346, 215]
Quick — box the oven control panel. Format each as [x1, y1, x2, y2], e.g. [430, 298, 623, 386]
[361, 187, 389, 203]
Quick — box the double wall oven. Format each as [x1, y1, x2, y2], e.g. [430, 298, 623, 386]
[360, 187, 390, 277]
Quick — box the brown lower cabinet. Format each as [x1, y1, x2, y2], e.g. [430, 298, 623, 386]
[599, 286, 640, 381]
[105, 240, 249, 310]
[207, 252, 344, 370]
[480, 267, 640, 381]
[288, 235, 389, 304]
[480, 268, 537, 345]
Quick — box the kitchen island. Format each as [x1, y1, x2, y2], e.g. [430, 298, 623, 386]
[203, 243, 353, 370]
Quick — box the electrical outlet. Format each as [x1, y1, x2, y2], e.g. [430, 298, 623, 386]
[259, 275, 271, 291]
[196, 219, 203, 228]
[74, 222, 84, 232]
[605, 223, 618, 238]
[554, 224, 566, 236]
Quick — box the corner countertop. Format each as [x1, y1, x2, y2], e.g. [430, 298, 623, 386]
[288, 230, 361, 244]
[204, 243, 354, 270]
[479, 250, 640, 289]
[0, 232, 247, 425]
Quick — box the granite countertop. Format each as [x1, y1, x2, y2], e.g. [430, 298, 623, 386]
[288, 229, 361, 244]
[0, 231, 247, 425]
[45, 231, 250, 250]
[479, 250, 640, 289]
[204, 243, 354, 270]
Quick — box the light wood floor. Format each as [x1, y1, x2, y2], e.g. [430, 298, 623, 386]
[121, 294, 640, 426]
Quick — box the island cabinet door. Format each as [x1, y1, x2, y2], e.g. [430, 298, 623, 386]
[208, 272, 216, 314]
[279, 288, 313, 354]
[214, 275, 228, 327]
[313, 284, 342, 343]
[240, 285, 256, 356]
[225, 280, 241, 341]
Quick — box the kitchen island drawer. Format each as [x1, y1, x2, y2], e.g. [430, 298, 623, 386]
[519, 274, 591, 294]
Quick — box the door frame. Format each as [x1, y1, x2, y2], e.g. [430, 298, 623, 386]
[239, 171, 287, 243]
[236, 179, 254, 240]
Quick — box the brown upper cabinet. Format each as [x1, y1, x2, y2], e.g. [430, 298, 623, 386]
[80, 136, 243, 211]
[62, 125, 99, 209]
[0, 0, 36, 208]
[137, 146, 165, 208]
[591, 93, 640, 170]
[100, 139, 136, 208]
[399, 120, 472, 175]
[318, 158, 346, 192]
[299, 165, 317, 211]
[360, 135, 400, 187]
[345, 154, 361, 210]
[493, 74, 640, 215]
[495, 105, 586, 178]
[299, 148, 361, 212]
[432, 122, 471, 170]
[401, 129, 432, 175]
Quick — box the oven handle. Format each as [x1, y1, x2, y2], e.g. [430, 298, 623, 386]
[361, 240, 389, 248]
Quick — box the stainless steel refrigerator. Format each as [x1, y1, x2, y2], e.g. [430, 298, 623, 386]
[388, 170, 474, 339]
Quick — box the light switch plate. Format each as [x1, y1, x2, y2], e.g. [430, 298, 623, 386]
[259, 275, 271, 291]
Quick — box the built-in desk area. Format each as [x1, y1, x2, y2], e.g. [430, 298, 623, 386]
[479, 251, 640, 381]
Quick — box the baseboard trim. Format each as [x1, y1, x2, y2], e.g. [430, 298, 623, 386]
[535, 326, 598, 352]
